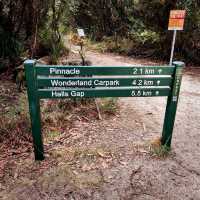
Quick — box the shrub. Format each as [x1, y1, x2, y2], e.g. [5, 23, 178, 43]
[0, 28, 23, 59]
[39, 28, 69, 64]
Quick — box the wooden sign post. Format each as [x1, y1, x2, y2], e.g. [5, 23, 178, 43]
[168, 10, 186, 65]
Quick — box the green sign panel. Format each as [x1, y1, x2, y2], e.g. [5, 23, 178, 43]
[36, 65, 175, 76]
[38, 88, 170, 99]
[37, 77, 172, 88]
[24, 60, 184, 161]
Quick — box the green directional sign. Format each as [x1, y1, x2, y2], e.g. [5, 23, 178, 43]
[37, 87, 170, 99]
[37, 77, 172, 88]
[24, 60, 184, 161]
[36, 65, 175, 76]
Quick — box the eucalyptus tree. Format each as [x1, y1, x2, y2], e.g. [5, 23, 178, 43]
[0, 0, 49, 59]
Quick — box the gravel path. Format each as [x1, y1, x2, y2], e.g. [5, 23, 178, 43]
[84, 51, 200, 200]
[1, 51, 200, 200]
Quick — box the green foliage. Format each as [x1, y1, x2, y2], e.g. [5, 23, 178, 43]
[46, 130, 61, 141]
[51, 42, 66, 64]
[73, 0, 200, 63]
[38, 0, 70, 64]
[0, 93, 31, 146]
[150, 144, 170, 158]
[45, 35, 67, 65]
[0, 29, 23, 59]
[130, 29, 160, 45]
[100, 98, 118, 115]
[0, 0, 200, 65]
[0, 0, 72, 67]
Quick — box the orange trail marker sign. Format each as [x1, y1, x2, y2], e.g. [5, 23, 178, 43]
[168, 10, 186, 30]
[168, 10, 186, 65]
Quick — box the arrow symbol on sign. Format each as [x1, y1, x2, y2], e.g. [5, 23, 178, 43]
[156, 91, 160, 96]
[158, 69, 162, 74]
[157, 80, 161, 85]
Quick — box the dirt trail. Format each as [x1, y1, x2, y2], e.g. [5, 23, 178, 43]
[1, 51, 200, 200]
[84, 51, 200, 199]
